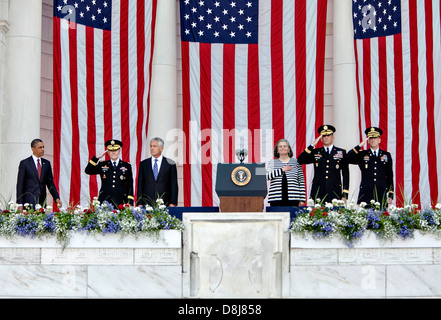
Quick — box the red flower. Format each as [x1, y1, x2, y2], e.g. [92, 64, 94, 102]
[310, 212, 315, 217]
[118, 204, 124, 210]
[382, 211, 390, 216]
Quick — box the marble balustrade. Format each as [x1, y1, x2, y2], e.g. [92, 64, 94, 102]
[1, 214, 441, 298]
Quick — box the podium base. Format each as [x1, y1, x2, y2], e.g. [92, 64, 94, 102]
[219, 196, 264, 212]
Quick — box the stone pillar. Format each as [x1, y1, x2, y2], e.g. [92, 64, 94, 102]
[332, 0, 360, 202]
[0, 0, 42, 203]
[147, 0, 178, 157]
[0, 0, 9, 208]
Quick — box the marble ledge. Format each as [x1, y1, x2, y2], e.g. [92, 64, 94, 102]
[0, 230, 182, 249]
[291, 231, 441, 249]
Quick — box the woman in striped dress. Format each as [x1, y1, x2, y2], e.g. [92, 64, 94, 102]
[266, 139, 306, 206]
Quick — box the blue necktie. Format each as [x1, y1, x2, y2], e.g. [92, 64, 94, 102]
[153, 158, 158, 181]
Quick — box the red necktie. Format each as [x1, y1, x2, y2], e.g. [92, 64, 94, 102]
[37, 159, 42, 180]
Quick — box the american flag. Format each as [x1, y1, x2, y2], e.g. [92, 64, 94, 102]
[353, 0, 441, 208]
[53, 0, 157, 205]
[180, 0, 328, 206]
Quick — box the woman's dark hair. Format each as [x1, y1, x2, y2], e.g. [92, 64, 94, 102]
[273, 139, 293, 158]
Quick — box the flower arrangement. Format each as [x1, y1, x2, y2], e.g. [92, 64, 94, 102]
[0, 197, 184, 248]
[290, 199, 441, 247]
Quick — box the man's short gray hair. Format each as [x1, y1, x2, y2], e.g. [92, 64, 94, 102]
[150, 137, 164, 147]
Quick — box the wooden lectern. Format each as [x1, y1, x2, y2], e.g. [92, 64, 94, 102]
[215, 163, 267, 212]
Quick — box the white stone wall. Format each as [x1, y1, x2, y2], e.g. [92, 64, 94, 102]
[0, 231, 182, 298]
[290, 232, 441, 298]
[2, 220, 441, 298]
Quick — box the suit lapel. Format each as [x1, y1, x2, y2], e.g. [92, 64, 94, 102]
[40, 158, 48, 181]
[156, 157, 168, 180]
[27, 156, 40, 180]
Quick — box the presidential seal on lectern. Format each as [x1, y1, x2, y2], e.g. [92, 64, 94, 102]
[231, 166, 252, 186]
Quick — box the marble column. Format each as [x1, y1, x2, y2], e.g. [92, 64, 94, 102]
[147, 0, 178, 158]
[0, 0, 42, 203]
[332, 0, 360, 202]
[0, 0, 9, 169]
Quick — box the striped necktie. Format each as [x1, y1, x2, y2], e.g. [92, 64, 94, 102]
[153, 158, 158, 181]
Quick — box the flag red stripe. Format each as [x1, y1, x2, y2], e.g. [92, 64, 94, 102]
[103, 30, 113, 144]
[53, 17, 62, 189]
[181, 41, 192, 207]
[223, 44, 235, 163]
[295, 0, 307, 156]
[200, 43, 213, 207]
[136, 0, 146, 175]
[271, 0, 285, 145]
[86, 26, 98, 199]
[119, 3, 130, 161]
[69, 23, 81, 204]
[378, 36, 388, 148]
[315, 0, 327, 133]
[247, 44, 260, 163]
[362, 38, 372, 130]
[424, 0, 439, 206]
[393, 33, 405, 206]
[408, 0, 421, 204]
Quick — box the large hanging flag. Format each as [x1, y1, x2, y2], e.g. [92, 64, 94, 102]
[53, 0, 157, 205]
[353, 0, 441, 207]
[180, 0, 328, 206]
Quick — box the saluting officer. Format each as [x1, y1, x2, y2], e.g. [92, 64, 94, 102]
[298, 125, 349, 202]
[347, 127, 394, 206]
[85, 139, 134, 206]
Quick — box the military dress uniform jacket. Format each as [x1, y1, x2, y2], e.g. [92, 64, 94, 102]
[347, 146, 394, 204]
[85, 157, 134, 206]
[298, 145, 349, 202]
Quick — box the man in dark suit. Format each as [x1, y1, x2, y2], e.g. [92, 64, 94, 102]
[298, 125, 349, 202]
[347, 127, 394, 206]
[16, 139, 62, 209]
[137, 137, 178, 207]
[85, 139, 134, 206]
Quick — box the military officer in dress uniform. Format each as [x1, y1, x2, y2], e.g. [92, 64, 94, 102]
[298, 125, 349, 202]
[85, 139, 134, 206]
[347, 127, 394, 206]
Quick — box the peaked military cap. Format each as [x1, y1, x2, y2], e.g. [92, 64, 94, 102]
[318, 124, 336, 136]
[365, 127, 383, 138]
[105, 139, 123, 151]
